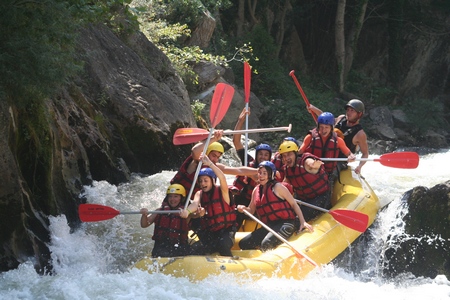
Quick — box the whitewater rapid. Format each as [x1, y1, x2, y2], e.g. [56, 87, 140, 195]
[1, 150, 449, 300]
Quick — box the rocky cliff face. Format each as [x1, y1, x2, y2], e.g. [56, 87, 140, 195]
[0, 24, 198, 273]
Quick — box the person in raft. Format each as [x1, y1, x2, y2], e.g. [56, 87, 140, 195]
[140, 183, 191, 257]
[298, 112, 355, 176]
[180, 154, 237, 257]
[237, 161, 313, 251]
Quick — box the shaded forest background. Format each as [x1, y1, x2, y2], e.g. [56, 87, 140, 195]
[2, 0, 449, 139]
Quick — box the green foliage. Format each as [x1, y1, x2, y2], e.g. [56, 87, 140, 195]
[0, 1, 83, 106]
[346, 70, 398, 105]
[191, 99, 205, 119]
[401, 97, 446, 135]
[0, 0, 139, 107]
[134, 1, 229, 91]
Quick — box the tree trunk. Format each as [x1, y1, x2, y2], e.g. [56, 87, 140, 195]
[274, 0, 292, 58]
[248, 0, 259, 27]
[237, 0, 245, 38]
[335, 0, 346, 93]
[343, 0, 368, 84]
[187, 10, 216, 49]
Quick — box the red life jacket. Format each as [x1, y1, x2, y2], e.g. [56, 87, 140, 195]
[200, 186, 237, 232]
[271, 152, 285, 182]
[254, 182, 296, 223]
[305, 128, 340, 174]
[232, 160, 258, 202]
[284, 153, 329, 200]
[152, 203, 189, 244]
[170, 155, 200, 199]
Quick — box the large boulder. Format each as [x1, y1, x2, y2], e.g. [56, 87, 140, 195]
[381, 181, 450, 279]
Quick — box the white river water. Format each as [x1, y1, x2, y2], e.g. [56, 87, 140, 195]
[1, 149, 449, 300]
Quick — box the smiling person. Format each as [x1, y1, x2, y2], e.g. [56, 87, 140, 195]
[140, 184, 190, 257]
[308, 99, 369, 174]
[236, 161, 313, 251]
[278, 141, 331, 221]
[180, 154, 237, 257]
[299, 112, 355, 175]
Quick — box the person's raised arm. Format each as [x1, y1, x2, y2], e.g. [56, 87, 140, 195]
[232, 107, 250, 151]
[307, 104, 323, 118]
[201, 154, 231, 205]
[191, 130, 223, 161]
[298, 134, 312, 155]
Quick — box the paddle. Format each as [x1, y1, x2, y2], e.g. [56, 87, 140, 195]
[243, 62, 251, 166]
[173, 125, 292, 145]
[242, 210, 318, 267]
[289, 70, 317, 122]
[78, 204, 180, 222]
[184, 83, 235, 207]
[320, 152, 420, 169]
[296, 200, 369, 232]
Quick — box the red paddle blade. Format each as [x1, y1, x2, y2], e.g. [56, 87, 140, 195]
[78, 204, 120, 222]
[173, 128, 209, 145]
[378, 152, 419, 169]
[210, 83, 234, 127]
[244, 62, 251, 103]
[329, 209, 369, 232]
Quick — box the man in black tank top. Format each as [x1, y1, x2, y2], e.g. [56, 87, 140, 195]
[307, 99, 369, 175]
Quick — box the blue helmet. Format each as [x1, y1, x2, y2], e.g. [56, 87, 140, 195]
[198, 168, 217, 181]
[283, 137, 299, 147]
[255, 143, 272, 157]
[318, 112, 335, 126]
[258, 161, 276, 179]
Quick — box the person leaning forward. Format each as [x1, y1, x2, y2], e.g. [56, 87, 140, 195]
[278, 140, 331, 222]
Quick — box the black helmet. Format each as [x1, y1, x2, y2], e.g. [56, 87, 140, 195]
[345, 99, 365, 114]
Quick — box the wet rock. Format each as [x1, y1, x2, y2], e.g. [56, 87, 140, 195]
[382, 181, 450, 279]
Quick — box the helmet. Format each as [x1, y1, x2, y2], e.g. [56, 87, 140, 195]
[198, 167, 217, 181]
[166, 184, 186, 197]
[283, 137, 299, 147]
[259, 161, 276, 179]
[345, 99, 365, 114]
[206, 142, 224, 155]
[255, 143, 272, 157]
[318, 112, 335, 126]
[278, 141, 299, 154]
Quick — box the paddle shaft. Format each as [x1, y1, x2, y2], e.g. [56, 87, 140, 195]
[119, 210, 180, 215]
[184, 128, 212, 208]
[296, 199, 329, 213]
[242, 210, 318, 267]
[244, 62, 251, 167]
[289, 70, 317, 122]
[320, 157, 375, 162]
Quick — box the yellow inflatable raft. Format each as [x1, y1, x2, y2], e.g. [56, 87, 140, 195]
[133, 168, 380, 281]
